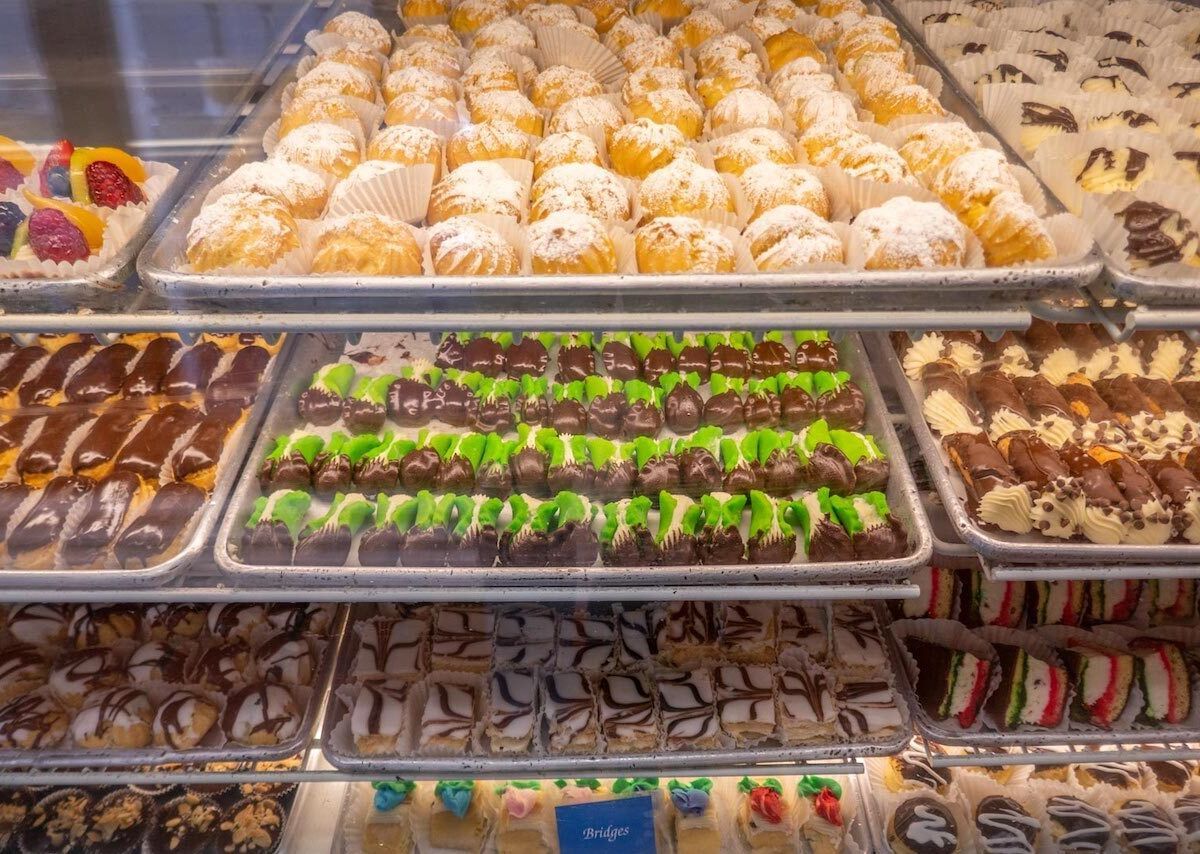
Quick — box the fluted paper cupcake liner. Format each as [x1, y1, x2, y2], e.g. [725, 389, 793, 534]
[953, 50, 1081, 99]
[1081, 178, 1200, 281]
[1090, 784, 1188, 850]
[534, 24, 627, 88]
[904, 0, 982, 31]
[923, 22, 1018, 57]
[0, 203, 145, 281]
[326, 162, 437, 223]
[1074, 90, 1186, 134]
[1032, 127, 1182, 215]
[977, 80, 1083, 155]
[1090, 623, 1200, 732]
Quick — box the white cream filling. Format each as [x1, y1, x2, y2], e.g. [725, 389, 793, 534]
[1182, 493, 1200, 544]
[1039, 348, 1082, 385]
[1124, 497, 1173, 545]
[1034, 413, 1077, 448]
[1082, 349, 1116, 381]
[1102, 343, 1143, 378]
[979, 484, 1034, 534]
[1031, 490, 1081, 540]
[1078, 504, 1127, 545]
[998, 345, 1036, 377]
[902, 334, 945, 380]
[987, 409, 1034, 442]
[1020, 656, 1056, 724]
[1140, 649, 1171, 719]
[922, 389, 982, 436]
[1081, 653, 1115, 707]
[946, 341, 983, 374]
[944, 653, 985, 718]
[1147, 338, 1187, 381]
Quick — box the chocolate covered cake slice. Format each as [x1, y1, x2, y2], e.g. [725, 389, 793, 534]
[905, 637, 992, 728]
[1058, 639, 1134, 728]
[984, 642, 1067, 729]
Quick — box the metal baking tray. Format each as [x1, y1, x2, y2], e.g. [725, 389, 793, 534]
[319, 603, 911, 776]
[0, 605, 347, 770]
[870, 331, 1200, 564]
[213, 332, 931, 589]
[135, 3, 1103, 309]
[0, 335, 293, 590]
[878, 607, 1200, 751]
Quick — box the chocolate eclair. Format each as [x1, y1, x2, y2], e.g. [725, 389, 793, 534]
[0, 345, 47, 404]
[171, 405, 243, 490]
[121, 336, 183, 403]
[205, 344, 271, 409]
[16, 409, 96, 489]
[114, 481, 206, 568]
[6, 475, 95, 568]
[160, 341, 222, 400]
[0, 414, 40, 475]
[0, 482, 31, 545]
[71, 408, 142, 479]
[61, 471, 148, 568]
[113, 403, 204, 481]
[18, 340, 91, 408]
[63, 342, 137, 404]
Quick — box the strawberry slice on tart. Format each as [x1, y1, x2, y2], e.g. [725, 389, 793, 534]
[0, 136, 35, 193]
[69, 146, 146, 208]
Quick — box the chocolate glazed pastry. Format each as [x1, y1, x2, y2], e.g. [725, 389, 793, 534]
[751, 334, 790, 377]
[601, 335, 641, 380]
[357, 522, 402, 567]
[1118, 200, 1200, 268]
[759, 431, 802, 496]
[0, 346, 47, 400]
[18, 341, 91, 407]
[434, 333, 466, 369]
[399, 493, 455, 567]
[708, 334, 750, 378]
[6, 476, 94, 562]
[590, 437, 636, 500]
[635, 333, 675, 383]
[61, 472, 143, 567]
[342, 374, 393, 434]
[114, 482, 205, 567]
[697, 493, 745, 564]
[662, 373, 703, 433]
[400, 438, 442, 492]
[434, 377, 474, 427]
[505, 335, 550, 377]
[160, 342, 222, 399]
[242, 491, 310, 566]
[744, 378, 781, 429]
[462, 335, 506, 376]
[387, 376, 434, 427]
[470, 378, 517, 434]
[780, 377, 816, 429]
[674, 335, 711, 383]
[517, 376, 549, 425]
[622, 380, 663, 439]
[550, 493, 599, 566]
[259, 434, 323, 491]
[71, 408, 141, 477]
[475, 433, 513, 495]
[16, 410, 96, 485]
[172, 406, 243, 488]
[297, 362, 353, 426]
[546, 434, 595, 494]
[704, 375, 745, 430]
[678, 427, 724, 497]
[557, 335, 596, 381]
[549, 383, 588, 434]
[634, 437, 680, 498]
[0, 482, 30, 543]
[447, 495, 503, 567]
[814, 371, 865, 430]
[794, 332, 839, 371]
[113, 403, 204, 481]
[119, 336, 183, 404]
[64, 342, 137, 404]
[586, 377, 625, 439]
[721, 434, 762, 495]
[204, 344, 271, 410]
[509, 425, 549, 496]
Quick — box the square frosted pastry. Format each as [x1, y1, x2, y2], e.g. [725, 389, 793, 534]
[418, 677, 481, 755]
[543, 670, 599, 753]
[658, 668, 722, 750]
[831, 604, 888, 675]
[778, 604, 830, 662]
[777, 665, 837, 743]
[495, 604, 556, 668]
[486, 668, 537, 754]
[835, 679, 903, 739]
[555, 614, 616, 671]
[598, 671, 659, 752]
[664, 602, 720, 667]
[351, 680, 412, 755]
[719, 602, 777, 663]
[714, 664, 778, 744]
[615, 606, 666, 666]
[430, 606, 495, 672]
[354, 617, 428, 681]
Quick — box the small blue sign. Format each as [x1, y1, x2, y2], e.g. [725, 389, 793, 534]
[555, 794, 658, 853]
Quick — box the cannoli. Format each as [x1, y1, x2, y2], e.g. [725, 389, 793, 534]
[204, 343, 271, 410]
[504, 333, 552, 378]
[704, 373, 745, 430]
[240, 489, 312, 565]
[398, 490, 455, 567]
[516, 375, 548, 425]
[789, 488, 853, 562]
[757, 429, 801, 496]
[355, 433, 414, 491]
[676, 426, 723, 497]
[293, 491, 373, 566]
[544, 432, 594, 494]
[993, 430, 1077, 539]
[920, 360, 984, 436]
[1059, 323, 1113, 379]
[652, 491, 701, 565]
[584, 375, 624, 439]
[743, 376, 781, 429]
[509, 424, 548, 496]
[1094, 374, 1167, 451]
[1133, 375, 1197, 449]
[474, 432, 513, 496]
[257, 432, 323, 491]
[357, 493, 413, 568]
[341, 374, 395, 433]
[814, 370, 865, 430]
[831, 429, 889, 490]
[746, 490, 796, 563]
[633, 332, 675, 382]
[59, 471, 151, 568]
[5, 475, 94, 568]
[660, 372, 703, 433]
[548, 380, 588, 434]
[1024, 319, 1081, 384]
[63, 342, 137, 404]
[432, 432, 486, 492]
[298, 362, 355, 425]
[670, 333, 711, 383]
[499, 494, 555, 567]
[622, 379, 663, 438]
[830, 491, 907, 559]
[434, 332, 466, 369]
[942, 432, 1033, 533]
[720, 432, 762, 495]
[1136, 331, 1190, 382]
[797, 419, 854, 495]
[70, 408, 142, 480]
[970, 369, 1034, 440]
[16, 409, 96, 489]
[1012, 374, 1078, 447]
[17, 340, 91, 408]
[1144, 456, 1200, 543]
[1057, 374, 1127, 447]
[313, 432, 382, 495]
[600, 496, 654, 566]
[793, 332, 837, 372]
[113, 481, 206, 568]
[599, 332, 640, 380]
[899, 332, 948, 381]
[170, 405, 244, 491]
[447, 494, 503, 567]
[399, 429, 441, 491]
[469, 376, 518, 434]
[160, 341, 222, 402]
[778, 372, 816, 430]
[550, 491, 599, 566]
[556, 332, 596, 381]
[112, 403, 204, 482]
[635, 436, 679, 498]
[0, 345, 47, 408]
[697, 491, 746, 564]
[981, 332, 1035, 377]
[1087, 445, 1174, 544]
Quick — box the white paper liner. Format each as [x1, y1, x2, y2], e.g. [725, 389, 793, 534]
[953, 49, 1058, 93]
[889, 618, 1002, 735]
[1089, 623, 1200, 732]
[924, 22, 1018, 57]
[534, 25, 628, 88]
[976, 81, 1080, 155]
[1032, 127, 1182, 214]
[326, 162, 437, 223]
[1033, 624, 1147, 733]
[330, 680, 420, 758]
[972, 625, 1073, 734]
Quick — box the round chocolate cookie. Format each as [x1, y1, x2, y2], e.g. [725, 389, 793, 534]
[888, 795, 959, 854]
[1044, 795, 1111, 853]
[974, 795, 1039, 853]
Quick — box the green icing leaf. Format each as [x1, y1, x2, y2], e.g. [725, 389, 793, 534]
[312, 363, 355, 397]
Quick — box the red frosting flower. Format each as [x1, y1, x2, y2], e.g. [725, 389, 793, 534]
[749, 787, 783, 824]
[814, 789, 842, 827]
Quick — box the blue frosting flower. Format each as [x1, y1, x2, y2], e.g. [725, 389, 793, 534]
[438, 786, 474, 819]
[670, 786, 710, 817]
[372, 781, 414, 812]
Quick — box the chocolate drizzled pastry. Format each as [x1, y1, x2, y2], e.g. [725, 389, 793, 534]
[662, 372, 703, 433]
[121, 336, 182, 402]
[557, 333, 596, 381]
[995, 431, 1067, 489]
[673, 334, 711, 382]
[814, 370, 865, 430]
[294, 491, 373, 566]
[974, 796, 1039, 853]
[341, 374, 393, 434]
[6, 475, 94, 561]
[114, 481, 205, 567]
[977, 62, 1035, 83]
[751, 333, 790, 377]
[1044, 795, 1111, 852]
[887, 795, 958, 854]
[61, 471, 144, 567]
[161, 342, 221, 399]
[505, 334, 550, 377]
[704, 374, 745, 430]
[600, 496, 653, 565]
[1032, 47, 1069, 71]
[1021, 101, 1078, 131]
[18, 341, 91, 408]
[16, 409, 96, 484]
[0, 345, 47, 400]
[1175, 150, 1200, 181]
[64, 342, 136, 403]
[1076, 146, 1149, 185]
[205, 344, 271, 409]
[462, 334, 506, 376]
[707, 332, 751, 378]
[435, 332, 466, 369]
[1116, 200, 1200, 269]
[1099, 55, 1147, 77]
[113, 403, 203, 481]
[600, 333, 640, 380]
[71, 408, 141, 477]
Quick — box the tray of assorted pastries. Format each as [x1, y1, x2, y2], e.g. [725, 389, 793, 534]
[0, 332, 287, 588]
[0, 602, 344, 769]
[889, 0, 1200, 304]
[136, 0, 1101, 303]
[878, 321, 1200, 563]
[0, 136, 179, 296]
[320, 600, 909, 774]
[214, 329, 930, 586]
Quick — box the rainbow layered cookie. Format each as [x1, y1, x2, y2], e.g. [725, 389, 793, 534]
[892, 565, 957, 620]
[984, 642, 1067, 729]
[961, 574, 1024, 629]
[905, 637, 992, 728]
[1130, 637, 1192, 725]
[1028, 580, 1085, 626]
[1059, 639, 1134, 727]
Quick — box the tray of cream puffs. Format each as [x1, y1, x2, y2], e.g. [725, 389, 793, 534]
[891, 0, 1200, 303]
[0, 332, 286, 587]
[214, 330, 930, 586]
[0, 602, 345, 768]
[320, 600, 908, 773]
[880, 322, 1200, 562]
[137, 0, 1100, 303]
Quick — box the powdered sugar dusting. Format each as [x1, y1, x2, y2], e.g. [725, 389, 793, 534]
[368, 124, 442, 160]
[638, 216, 734, 271]
[431, 161, 525, 216]
[294, 62, 376, 100]
[427, 215, 517, 273]
[213, 161, 327, 209]
[272, 122, 360, 166]
[534, 132, 602, 171]
[935, 148, 1020, 202]
[711, 127, 793, 166]
[385, 66, 457, 101]
[854, 196, 966, 267]
[711, 88, 784, 131]
[745, 203, 843, 269]
[474, 18, 536, 51]
[528, 210, 610, 261]
[549, 95, 625, 135]
[639, 156, 731, 215]
[532, 162, 630, 222]
[325, 11, 390, 53]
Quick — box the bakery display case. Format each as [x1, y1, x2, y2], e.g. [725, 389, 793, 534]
[7, 0, 1200, 851]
